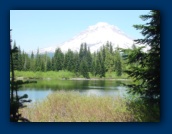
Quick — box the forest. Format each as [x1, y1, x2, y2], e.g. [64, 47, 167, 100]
[11, 41, 124, 79]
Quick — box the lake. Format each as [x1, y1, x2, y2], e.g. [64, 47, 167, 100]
[18, 79, 130, 103]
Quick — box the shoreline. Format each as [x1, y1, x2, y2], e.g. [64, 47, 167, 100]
[69, 78, 130, 81]
[13, 77, 130, 81]
[11, 71, 130, 81]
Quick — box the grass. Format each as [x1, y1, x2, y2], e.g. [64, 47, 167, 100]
[20, 91, 160, 122]
[13, 71, 76, 80]
[12, 71, 129, 80]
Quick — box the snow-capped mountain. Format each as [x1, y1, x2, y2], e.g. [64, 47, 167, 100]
[40, 22, 135, 53]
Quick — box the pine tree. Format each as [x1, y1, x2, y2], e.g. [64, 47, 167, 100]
[63, 49, 74, 71]
[97, 52, 105, 78]
[73, 52, 80, 75]
[12, 41, 19, 70]
[91, 52, 97, 76]
[17, 46, 23, 71]
[10, 30, 31, 122]
[30, 51, 35, 71]
[124, 10, 160, 105]
[80, 57, 89, 78]
[53, 48, 64, 71]
[51, 57, 55, 71]
[35, 48, 41, 71]
[104, 44, 115, 73]
[46, 56, 52, 71]
[86, 47, 92, 72]
[114, 47, 122, 76]
[79, 43, 84, 61]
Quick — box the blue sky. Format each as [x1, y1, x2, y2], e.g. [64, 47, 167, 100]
[10, 10, 150, 52]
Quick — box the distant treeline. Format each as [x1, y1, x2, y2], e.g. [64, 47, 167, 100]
[11, 41, 125, 78]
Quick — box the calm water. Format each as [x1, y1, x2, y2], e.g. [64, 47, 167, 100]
[18, 79, 130, 103]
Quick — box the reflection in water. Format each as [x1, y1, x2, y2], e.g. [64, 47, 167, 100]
[18, 89, 53, 102]
[79, 88, 127, 97]
[18, 80, 130, 103]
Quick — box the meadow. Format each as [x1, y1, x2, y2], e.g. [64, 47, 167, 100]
[20, 91, 160, 122]
[13, 71, 129, 80]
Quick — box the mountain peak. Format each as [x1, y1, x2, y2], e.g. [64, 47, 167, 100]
[88, 22, 113, 30]
[39, 22, 134, 53]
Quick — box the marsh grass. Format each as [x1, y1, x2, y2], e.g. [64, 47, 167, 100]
[20, 91, 160, 122]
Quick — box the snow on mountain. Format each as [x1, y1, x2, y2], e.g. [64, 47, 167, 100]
[40, 22, 135, 53]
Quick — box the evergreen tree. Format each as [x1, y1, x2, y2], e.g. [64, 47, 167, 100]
[83, 43, 88, 57]
[73, 52, 80, 75]
[102, 45, 106, 62]
[95, 53, 101, 76]
[97, 52, 105, 78]
[53, 48, 64, 71]
[35, 48, 41, 71]
[10, 30, 31, 122]
[124, 10, 160, 105]
[22, 53, 31, 71]
[46, 56, 52, 71]
[80, 57, 89, 78]
[30, 51, 35, 71]
[43, 53, 48, 71]
[17, 46, 23, 71]
[12, 41, 19, 70]
[64, 49, 74, 71]
[91, 52, 97, 76]
[79, 43, 84, 61]
[51, 57, 55, 71]
[104, 44, 115, 72]
[40, 58, 45, 72]
[114, 47, 122, 76]
[86, 47, 92, 72]
[109, 42, 113, 54]
[22, 51, 27, 71]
